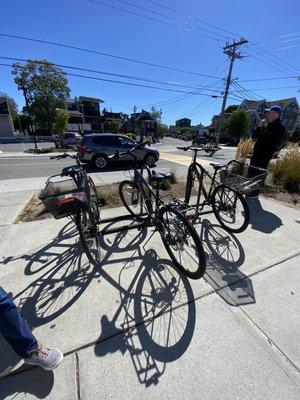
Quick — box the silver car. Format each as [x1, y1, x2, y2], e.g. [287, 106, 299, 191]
[78, 133, 159, 169]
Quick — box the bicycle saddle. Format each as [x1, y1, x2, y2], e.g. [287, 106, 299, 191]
[151, 170, 172, 181]
[210, 162, 223, 170]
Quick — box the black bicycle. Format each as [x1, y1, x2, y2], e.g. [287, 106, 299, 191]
[39, 153, 102, 265]
[116, 142, 206, 280]
[177, 146, 250, 233]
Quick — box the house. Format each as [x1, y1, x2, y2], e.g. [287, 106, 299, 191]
[175, 118, 191, 128]
[0, 97, 15, 141]
[66, 96, 104, 132]
[239, 97, 299, 134]
[125, 110, 157, 139]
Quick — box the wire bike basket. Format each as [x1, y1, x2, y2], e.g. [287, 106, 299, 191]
[39, 178, 89, 219]
[220, 161, 268, 195]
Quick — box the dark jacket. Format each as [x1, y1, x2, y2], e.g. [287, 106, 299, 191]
[251, 118, 287, 165]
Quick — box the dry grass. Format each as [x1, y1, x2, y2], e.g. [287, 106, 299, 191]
[270, 144, 300, 193]
[235, 138, 254, 160]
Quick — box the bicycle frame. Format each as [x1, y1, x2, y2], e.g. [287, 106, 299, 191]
[188, 150, 220, 213]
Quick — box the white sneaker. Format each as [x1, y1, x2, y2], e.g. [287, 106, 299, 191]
[24, 344, 63, 370]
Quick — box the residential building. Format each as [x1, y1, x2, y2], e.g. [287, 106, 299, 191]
[124, 110, 157, 138]
[239, 97, 299, 134]
[175, 118, 191, 128]
[66, 96, 104, 132]
[0, 97, 15, 140]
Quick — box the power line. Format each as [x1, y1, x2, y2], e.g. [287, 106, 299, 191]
[232, 81, 263, 100]
[136, 79, 223, 108]
[0, 33, 223, 79]
[143, 0, 240, 39]
[87, 0, 221, 41]
[136, 60, 228, 108]
[232, 85, 300, 91]
[248, 41, 300, 74]
[239, 75, 298, 82]
[0, 56, 223, 91]
[246, 50, 294, 76]
[246, 45, 299, 75]
[0, 62, 225, 96]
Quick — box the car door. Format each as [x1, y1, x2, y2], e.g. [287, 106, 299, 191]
[115, 136, 136, 161]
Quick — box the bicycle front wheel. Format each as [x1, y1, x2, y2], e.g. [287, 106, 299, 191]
[184, 165, 196, 204]
[159, 206, 206, 279]
[212, 184, 249, 233]
[76, 209, 102, 265]
[119, 180, 149, 220]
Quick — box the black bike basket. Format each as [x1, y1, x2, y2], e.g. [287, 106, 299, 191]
[220, 161, 268, 195]
[39, 179, 88, 219]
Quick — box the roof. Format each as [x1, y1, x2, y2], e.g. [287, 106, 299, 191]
[268, 97, 297, 109]
[240, 100, 267, 110]
[79, 96, 104, 103]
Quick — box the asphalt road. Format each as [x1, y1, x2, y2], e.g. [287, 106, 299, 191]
[0, 138, 237, 181]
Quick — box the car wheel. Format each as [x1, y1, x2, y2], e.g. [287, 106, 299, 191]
[144, 153, 156, 167]
[94, 154, 108, 169]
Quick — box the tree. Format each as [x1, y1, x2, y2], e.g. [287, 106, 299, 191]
[12, 60, 70, 132]
[225, 104, 239, 113]
[224, 109, 250, 143]
[151, 106, 162, 122]
[0, 92, 18, 119]
[108, 121, 120, 133]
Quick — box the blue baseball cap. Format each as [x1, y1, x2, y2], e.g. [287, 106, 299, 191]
[264, 105, 282, 115]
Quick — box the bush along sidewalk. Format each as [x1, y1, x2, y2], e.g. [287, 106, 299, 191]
[270, 145, 300, 193]
[24, 147, 77, 154]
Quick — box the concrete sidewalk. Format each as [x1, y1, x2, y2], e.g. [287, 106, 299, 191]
[0, 190, 299, 399]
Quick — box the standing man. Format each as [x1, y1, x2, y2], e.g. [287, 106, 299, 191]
[0, 285, 63, 372]
[247, 105, 287, 198]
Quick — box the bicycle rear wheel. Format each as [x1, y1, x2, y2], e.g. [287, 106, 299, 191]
[159, 205, 206, 279]
[79, 177, 101, 265]
[212, 184, 249, 233]
[119, 180, 149, 220]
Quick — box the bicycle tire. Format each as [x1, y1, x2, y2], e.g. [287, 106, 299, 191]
[211, 184, 249, 233]
[119, 180, 149, 220]
[158, 205, 206, 279]
[76, 209, 102, 266]
[184, 165, 196, 204]
[87, 176, 100, 222]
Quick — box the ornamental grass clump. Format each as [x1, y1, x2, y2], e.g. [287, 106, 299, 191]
[271, 145, 300, 192]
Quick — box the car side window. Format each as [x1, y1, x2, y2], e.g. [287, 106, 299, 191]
[117, 137, 134, 148]
[93, 137, 107, 146]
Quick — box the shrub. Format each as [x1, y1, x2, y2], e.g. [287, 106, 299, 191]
[270, 145, 300, 192]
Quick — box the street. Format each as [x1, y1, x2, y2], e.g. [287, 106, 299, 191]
[0, 137, 237, 182]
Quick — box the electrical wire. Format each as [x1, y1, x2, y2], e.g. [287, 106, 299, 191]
[0, 62, 224, 96]
[0, 33, 223, 78]
[0, 56, 223, 91]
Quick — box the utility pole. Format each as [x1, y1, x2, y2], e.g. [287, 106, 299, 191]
[215, 38, 248, 145]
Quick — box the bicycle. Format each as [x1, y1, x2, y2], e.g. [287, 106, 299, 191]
[39, 153, 103, 265]
[116, 142, 206, 280]
[177, 146, 251, 233]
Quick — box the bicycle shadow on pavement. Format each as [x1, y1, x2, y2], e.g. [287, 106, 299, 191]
[198, 219, 255, 306]
[246, 198, 283, 234]
[0, 221, 96, 379]
[94, 222, 196, 387]
[0, 368, 54, 400]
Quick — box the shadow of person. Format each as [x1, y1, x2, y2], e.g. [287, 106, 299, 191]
[0, 368, 54, 400]
[246, 198, 283, 234]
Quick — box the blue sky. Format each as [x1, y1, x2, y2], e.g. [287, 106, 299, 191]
[0, 0, 299, 126]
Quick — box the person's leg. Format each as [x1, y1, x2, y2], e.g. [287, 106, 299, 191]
[0, 286, 37, 358]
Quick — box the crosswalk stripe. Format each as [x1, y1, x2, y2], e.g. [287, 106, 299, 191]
[159, 152, 211, 167]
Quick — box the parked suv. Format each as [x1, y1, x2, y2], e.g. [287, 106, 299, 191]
[78, 133, 159, 169]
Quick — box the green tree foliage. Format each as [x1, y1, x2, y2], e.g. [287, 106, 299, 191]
[0, 92, 18, 119]
[151, 106, 162, 122]
[54, 109, 69, 134]
[225, 104, 239, 113]
[224, 109, 250, 141]
[12, 60, 70, 132]
[108, 121, 120, 133]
